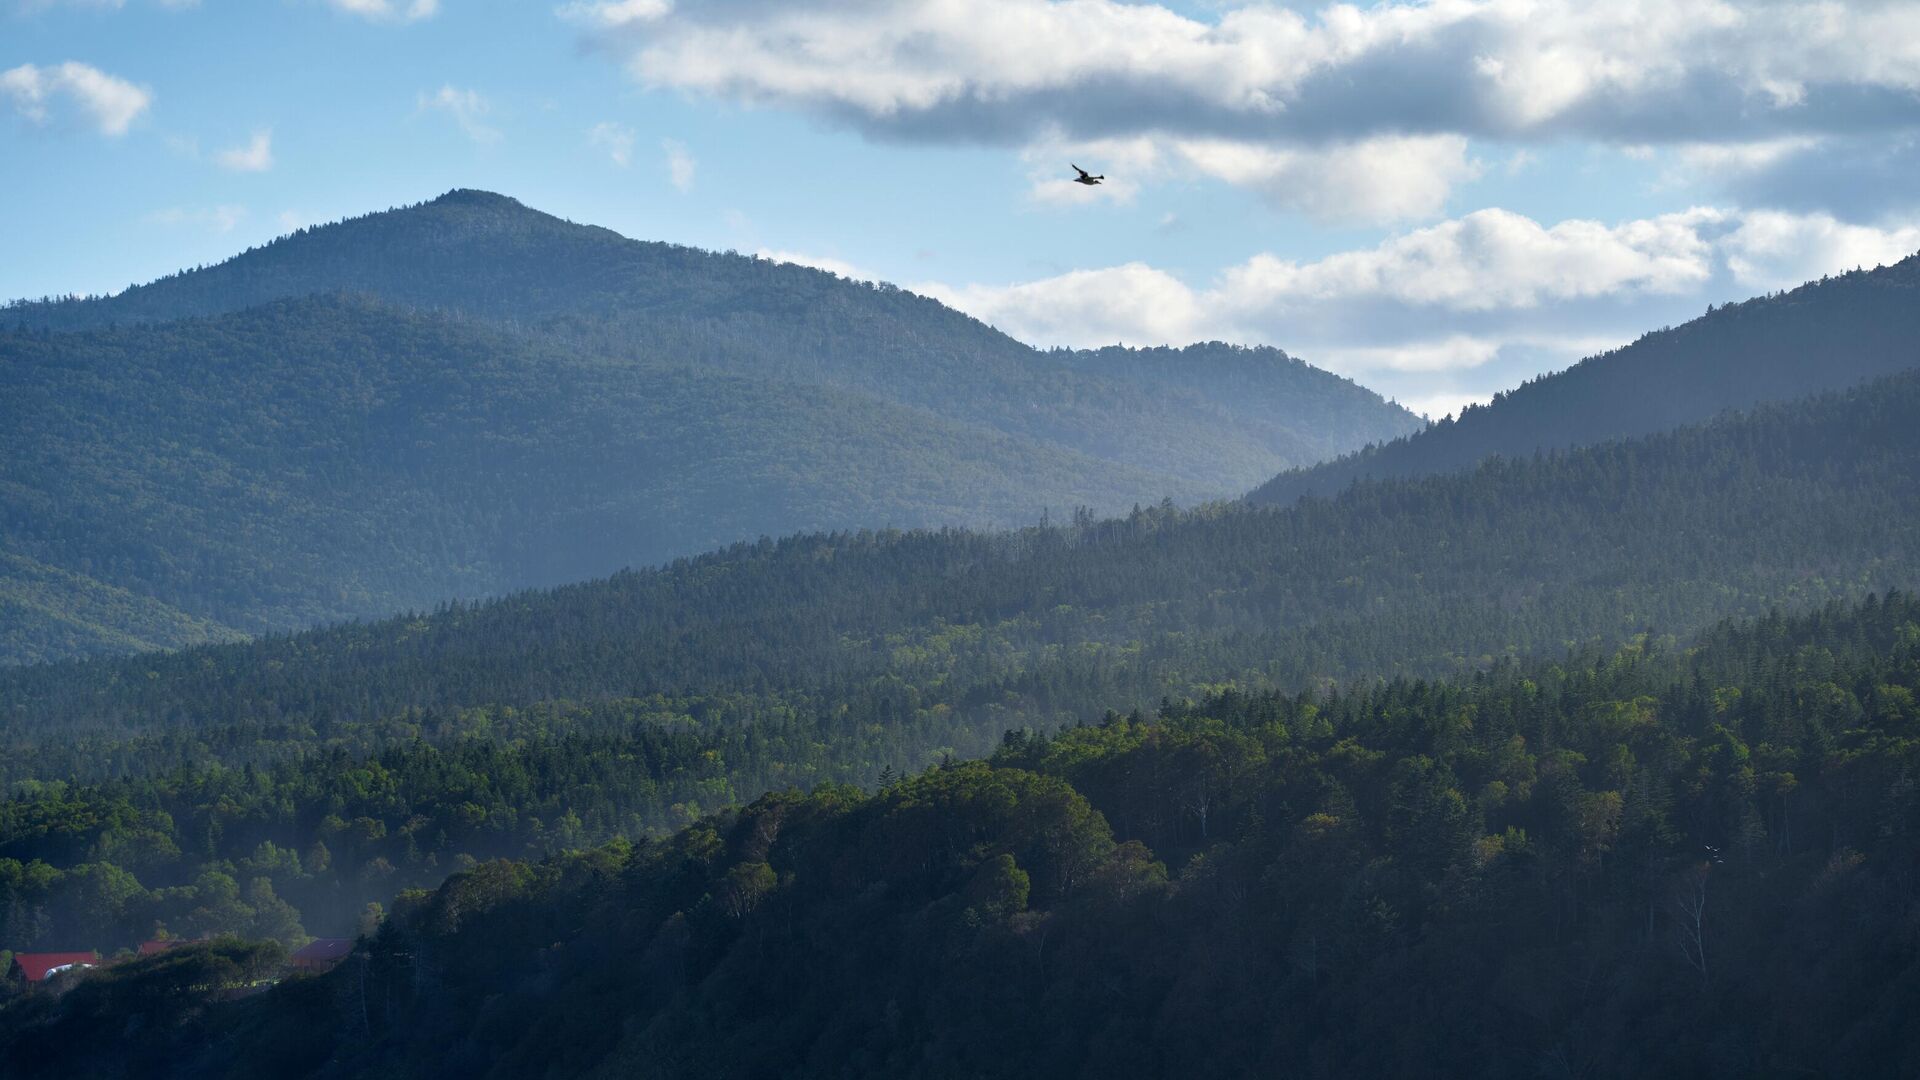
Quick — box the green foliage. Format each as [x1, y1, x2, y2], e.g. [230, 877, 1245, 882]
[0, 372, 1912, 948]
[16, 594, 1920, 1078]
[1, 191, 1418, 664]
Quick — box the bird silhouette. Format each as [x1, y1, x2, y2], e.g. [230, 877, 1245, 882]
[1071, 164, 1104, 186]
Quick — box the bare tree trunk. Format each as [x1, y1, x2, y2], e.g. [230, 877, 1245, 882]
[1669, 863, 1711, 986]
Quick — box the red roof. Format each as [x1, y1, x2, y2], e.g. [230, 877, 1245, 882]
[138, 940, 178, 956]
[292, 938, 353, 965]
[11, 952, 98, 983]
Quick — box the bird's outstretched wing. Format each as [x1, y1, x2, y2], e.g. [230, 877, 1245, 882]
[1072, 164, 1090, 178]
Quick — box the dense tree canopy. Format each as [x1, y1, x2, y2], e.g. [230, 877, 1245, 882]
[1, 191, 1419, 664]
[9, 591, 1917, 1078]
[3, 206, 1917, 1075]
[0, 372, 1912, 953]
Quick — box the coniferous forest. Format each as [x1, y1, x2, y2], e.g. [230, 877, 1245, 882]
[0, 192, 1419, 665]
[1, 188, 1918, 1078]
[8, 591, 1920, 1078]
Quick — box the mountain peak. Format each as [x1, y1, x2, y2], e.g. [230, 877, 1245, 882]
[426, 188, 528, 211]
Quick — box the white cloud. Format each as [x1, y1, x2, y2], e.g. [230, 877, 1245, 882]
[662, 138, 694, 192]
[1, 61, 152, 136]
[1721, 210, 1920, 291]
[919, 263, 1206, 347]
[1313, 335, 1505, 375]
[588, 120, 635, 166]
[910, 204, 1920, 405]
[567, 0, 1920, 216]
[1018, 132, 1479, 224]
[418, 85, 500, 143]
[1174, 134, 1482, 223]
[1216, 207, 1722, 313]
[1672, 137, 1824, 177]
[327, 0, 437, 21]
[1402, 389, 1494, 422]
[215, 129, 274, 172]
[556, 0, 668, 27]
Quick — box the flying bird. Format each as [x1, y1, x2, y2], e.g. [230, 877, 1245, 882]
[1072, 164, 1104, 186]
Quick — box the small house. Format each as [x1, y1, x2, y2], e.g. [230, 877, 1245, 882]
[10, 952, 99, 984]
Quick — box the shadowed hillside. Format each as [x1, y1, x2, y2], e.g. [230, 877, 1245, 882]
[1250, 255, 1920, 505]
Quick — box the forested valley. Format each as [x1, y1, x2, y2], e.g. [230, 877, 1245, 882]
[8, 589, 1918, 1078]
[0, 368, 1913, 965]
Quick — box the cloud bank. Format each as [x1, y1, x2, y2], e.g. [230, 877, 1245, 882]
[914, 203, 1920, 414]
[566, 0, 1920, 223]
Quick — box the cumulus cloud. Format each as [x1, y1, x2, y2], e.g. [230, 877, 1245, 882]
[1216, 207, 1722, 313]
[215, 129, 274, 172]
[1019, 132, 1481, 223]
[1, 61, 152, 136]
[913, 204, 1920, 405]
[1720, 210, 1920, 291]
[327, 0, 437, 21]
[603, 0, 1920, 142]
[563, 0, 1920, 216]
[418, 85, 500, 143]
[921, 263, 1207, 346]
[1174, 135, 1482, 223]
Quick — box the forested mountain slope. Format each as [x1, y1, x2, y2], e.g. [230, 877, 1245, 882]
[0, 192, 1417, 664]
[8, 189, 1417, 505]
[0, 368, 1911, 803]
[1250, 254, 1920, 505]
[9, 592, 1918, 1079]
[0, 296, 1177, 663]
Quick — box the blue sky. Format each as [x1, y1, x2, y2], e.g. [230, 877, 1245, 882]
[7, 0, 1920, 417]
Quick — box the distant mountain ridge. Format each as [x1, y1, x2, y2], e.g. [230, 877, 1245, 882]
[9, 190, 1419, 492]
[0, 191, 1419, 664]
[11, 365, 1916, 767]
[1249, 253, 1920, 505]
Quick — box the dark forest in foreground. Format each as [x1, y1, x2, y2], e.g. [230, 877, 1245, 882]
[7, 591, 1917, 1078]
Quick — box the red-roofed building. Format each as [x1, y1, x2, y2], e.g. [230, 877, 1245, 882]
[10, 952, 98, 984]
[291, 938, 353, 973]
[138, 940, 178, 957]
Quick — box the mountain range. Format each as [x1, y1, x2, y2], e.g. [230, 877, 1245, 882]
[5, 193, 1920, 1078]
[0, 191, 1418, 665]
